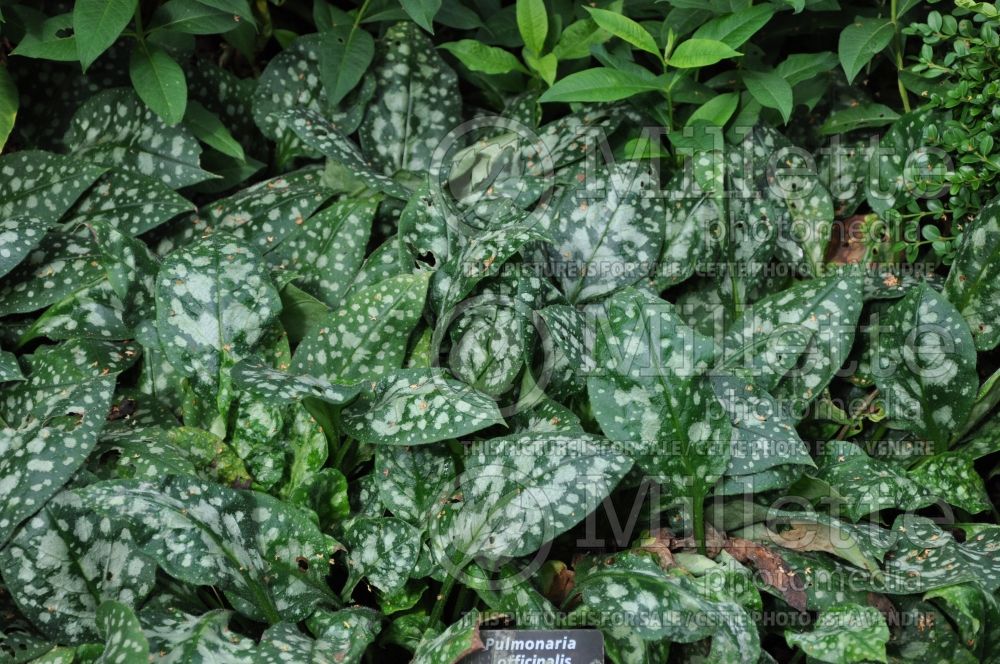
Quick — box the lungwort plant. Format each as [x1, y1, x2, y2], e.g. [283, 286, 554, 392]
[1, 1, 1000, 663]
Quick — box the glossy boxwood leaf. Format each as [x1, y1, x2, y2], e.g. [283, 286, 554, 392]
[944, 195, 1000, 351]
[341, 369, 502, 446]
[0, 491, 156, 643]
[359, 22, 460, 175]
[429, 432, 631, 565]
[342, 516, 421, 597]
[155, 233, 281, 379]
[375, 444, 456, 524]
[785, 603, 888, 663]
[292, 272, 429, 384]
[871, 283, 978, 449]
[545, 162, 663, 303]
[77, 476, 342, 623]
[588, 289, 730, 501]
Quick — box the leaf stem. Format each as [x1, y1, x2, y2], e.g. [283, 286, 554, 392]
[890, 0, 912, 113]
[693, 492, 706, 556]
[429, 572, 459, 626]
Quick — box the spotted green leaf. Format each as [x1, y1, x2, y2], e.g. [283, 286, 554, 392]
[269, 194, 378, 307]
[76, 476, 341, 623]
[786, 603, 888, 664]
[375, 445, 456, 524]
[0, 150, 106, 223]
[65, 89, 213, 189]
[94, 600, 149, 664]
[871, 283, 977, 450]
[231, 359, 361, 406]
[721, 273, 863, 412]
[282, 107, 412, 200]
[358, 23, 460, 175]
[865, 110, 945, 215]
[341, 368, 502, 446]
[0, 351, 22, 382]
[429, 432, 631, 566]
[881, 516, 1000, 593]
[155, 233, 281, 379]
[0, 491, 156, 643]
[259, 607, 381, 664]
[0, 216, 52, 281]
[141, 608, 258, 661]
[66, 168, 194, 236]
[945, 194, 1000, 351]
[909, 453, 990, 514]
[342, 516, 421, 597]
[588, 288, 730, 502]
[292, 272, 429, 384]
[411, 611, 484, 664]
[545, 162, 663, 303]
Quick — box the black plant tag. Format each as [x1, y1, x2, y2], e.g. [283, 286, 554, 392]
[459, 629, 604, 664]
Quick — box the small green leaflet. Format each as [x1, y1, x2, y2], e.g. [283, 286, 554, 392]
[269, 194, 379, 307]
[439, 40, 527, 75]
[945, 194, 1000, 351]
[0, 150, 106, 223]
[375, 444, 457, 524]
[231, 360, 361, 406]
[0, 491, 156, 643]
[319, 23, 376, 107]
[292, 272, 429, 384]
[77, 475, 342, 623]
[342, 516, 421, 597]
[155, 233, 281, 378]
[341, 368, 502, 446]
[838, 16, 894, 84]
[65, 88, 213, 189]
[786, 603, 888, 664]
[95, 600, 149, 664]
[545, 162, 663, 303]
[73, 0, 138, 71]
[129, 42, 188, 126]
[65, 168, 194, 236]
[669, 38, 742, 68]
[430, 432, 631, 565]
[742, 70, 793, 123]
[358, 22, 461, 175]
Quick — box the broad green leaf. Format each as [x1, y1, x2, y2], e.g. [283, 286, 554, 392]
[0, 66, 16, 152]
[908, 453, 990, 514]
[183, 100, 245, 161]
[129, 43, 188, 126]
[0, 150, 106, 223]
[871, 283, 977, 450]
[95, 601, 149, 664]
[358, 23, 460, 175]
[819, 102, 899, 135]
[73, 0, 138, 70]
[0, 340, 119, 545]
[66, 89, 213, 189]
[11, 12, 79, 61]
[142, 608, 258, 660]
[668, 39, 742, 68]
[544, 162, 663, 302]
[553, 18, 610, 60]
[516, 0, 548, 54]
[439, 40, 527, 75]
[259, 608, 381, 664]
[77, 476, 341, 623]
[342, 516, 420, 596]
[430, 432, 631, 566]
[231, 360, 361, 406]
[588, 289, 730, 501]
[400, 0, 442, 33]
[292, 272, 429, 384]
[341, 368, 503, 446]
[692, 5, 777, 48]
[721, 273, 863, 412]
[412, 612, 484, 664]
[775, 51, 839, 86]
[319, 24, 376, 107]
[155, 234, 281, 379]
[269, 195, 378, 307]
[539, 67, 662, 103]
[742, 70, 793, 123]
[838, 16, 894, 83]
[149, 0, 243, 35]
[786, 603, 888, 663]
[0, 491, 156, 642]
[66, 168, 194, 236]
[813, 440, 935, 521]
[375, 444, 456, 524]
[584, 8, 659, 56]
[687, 92, 739, 126]
[945, 195, 1000, 351]
[282, 108, 412, 200]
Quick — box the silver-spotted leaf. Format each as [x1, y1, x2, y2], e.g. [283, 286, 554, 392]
[342, 516, 421, 597]
[0, 150, 106, 223]
[908, 453, 990, 514]
[95, 601, 149, 664]
[65, 168, 194, 236]
[411, 611, 484, 664]
[231, 359, 361, 406]
[259, 606, 381, 664]
[375, 444, 456, 524]
[944, 195, 1000, 351]
[785, 603, 888, 664]
[141, 608, 257, 661]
